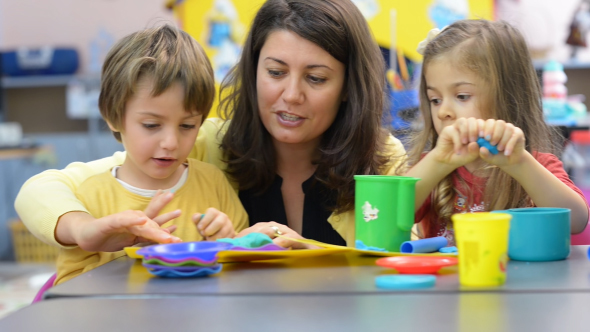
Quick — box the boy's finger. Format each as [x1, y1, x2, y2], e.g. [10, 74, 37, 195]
[134, 227, 182, 244]
[163, 225, 178, 234]
[152, 209, 181, 226]
[201, 216, 224, 238]
[104, 213, 147, 233]
[206, 222, 235, 240]
[144, 192, 174, 219]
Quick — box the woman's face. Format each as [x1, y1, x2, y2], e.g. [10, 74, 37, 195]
[256, 30, 346, 149]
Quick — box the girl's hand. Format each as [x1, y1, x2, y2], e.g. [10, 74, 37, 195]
[193, 208, 236, 241]
[477, 119, 527, 167]
[432, 117, 480, 168]
[235, 222, 318, 249]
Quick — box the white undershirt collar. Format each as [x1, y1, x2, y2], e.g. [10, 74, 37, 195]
[111, 165, 188, 197]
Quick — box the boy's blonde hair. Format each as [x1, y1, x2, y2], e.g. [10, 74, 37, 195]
[409, 19, 562, 228]
[98, 24, 214, 142]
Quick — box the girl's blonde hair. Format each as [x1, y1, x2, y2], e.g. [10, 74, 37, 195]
[99, 24, 214, 142]
[408, 19, 562, 230]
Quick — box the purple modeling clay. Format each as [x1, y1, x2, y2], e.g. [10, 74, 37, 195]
[476, 137, 499, 155]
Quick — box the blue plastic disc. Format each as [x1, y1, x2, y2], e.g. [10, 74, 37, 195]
[375, 275, 436, 290]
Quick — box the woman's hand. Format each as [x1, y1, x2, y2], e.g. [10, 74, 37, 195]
[235, 222, 319, 249]
[68, 190, 182, 252]
[193, 208, 236, 240]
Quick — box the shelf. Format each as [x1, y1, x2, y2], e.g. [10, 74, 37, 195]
[534, 60, 590, 71]
[1, 75, 74, 88]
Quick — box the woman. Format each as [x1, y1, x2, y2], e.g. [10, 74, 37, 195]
[15, 0, 406, 250]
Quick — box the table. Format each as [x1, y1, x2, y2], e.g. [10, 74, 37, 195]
[45, 246, 590, 299]
[1, 293, 590, 332]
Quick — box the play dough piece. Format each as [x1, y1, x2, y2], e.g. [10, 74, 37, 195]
[476, 137, 499, 155]
[375, 275, 436, 290]
[439, 246, 458, 254]
[217, 232, 274, 249]
[400, 236, 447, 253]
[355, 240, 388, 252]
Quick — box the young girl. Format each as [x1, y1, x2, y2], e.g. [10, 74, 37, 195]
[406, 19, 589, 244]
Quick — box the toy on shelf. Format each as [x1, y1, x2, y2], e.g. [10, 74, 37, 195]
[542, 60, 587, 124]
[566, 0, 590, 60]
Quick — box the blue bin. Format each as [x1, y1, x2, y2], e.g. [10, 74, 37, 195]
[2, 48, 79, 76]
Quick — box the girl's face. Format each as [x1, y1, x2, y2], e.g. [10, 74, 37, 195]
[256, 30, 346, 149]
[113, 79, 202, 190]
[425, 57, 486, 135]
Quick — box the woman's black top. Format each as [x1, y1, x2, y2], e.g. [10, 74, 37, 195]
[238, 174, 346, 246]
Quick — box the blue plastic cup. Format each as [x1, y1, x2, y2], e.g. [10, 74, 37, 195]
[493, 208, 570, 261]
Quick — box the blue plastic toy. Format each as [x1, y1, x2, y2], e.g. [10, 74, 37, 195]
[476, 137, 499, 155]
[400, 236, 448, 253]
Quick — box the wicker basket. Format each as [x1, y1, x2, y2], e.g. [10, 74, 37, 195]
[9, 219, 59, 263]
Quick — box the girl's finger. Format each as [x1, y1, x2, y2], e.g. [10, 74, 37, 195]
[466, 117, 478, 143]
[476, 119, 486, 137]
[490, 119, 506, 145]
[496, 123, 514, 152]
[455, 118, 469, 144]
[483, 119, 496, 141]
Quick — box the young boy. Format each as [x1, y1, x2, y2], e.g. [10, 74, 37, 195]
[55, 25, 248, 285]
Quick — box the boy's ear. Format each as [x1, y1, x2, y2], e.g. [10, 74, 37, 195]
[106, 120, 119, 133]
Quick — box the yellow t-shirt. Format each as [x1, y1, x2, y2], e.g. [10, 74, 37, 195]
[55, 158, 248, 285]
[16, 118, 406, 248]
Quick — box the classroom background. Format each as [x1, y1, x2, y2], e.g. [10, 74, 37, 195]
[1, 0, 590, 315]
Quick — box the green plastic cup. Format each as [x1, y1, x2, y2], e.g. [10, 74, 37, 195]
[354, 175, 420, 252]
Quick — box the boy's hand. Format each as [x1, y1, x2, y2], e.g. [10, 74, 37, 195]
[76, 210, 180, 252]
[432, 117, 480, 168]
[73, 190, 182, 252]
[193, 208, 236, 241]
[477, 119, 527, 168]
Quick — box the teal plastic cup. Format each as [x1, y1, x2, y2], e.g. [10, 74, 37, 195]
[493, 207, 570, 261]
[354, 175, 420, 252]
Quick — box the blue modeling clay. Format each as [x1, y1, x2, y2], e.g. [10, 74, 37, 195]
[439, 246, 458, 254]
[400, 236, 447, 253]
[355, 240, 388, 252]
[476, 137, 499, 155]
[375, 275, 436, 290]
[217, 232, 274, 249]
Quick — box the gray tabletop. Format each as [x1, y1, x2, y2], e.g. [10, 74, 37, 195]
[1, 292, 589, 332]
[45, 245, 590, 299]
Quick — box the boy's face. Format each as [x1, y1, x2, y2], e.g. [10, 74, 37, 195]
[425, 56, 485, 135]
[113, 79, 202, 190]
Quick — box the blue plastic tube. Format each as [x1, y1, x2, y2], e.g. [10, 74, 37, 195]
[400, 237, 448, 253]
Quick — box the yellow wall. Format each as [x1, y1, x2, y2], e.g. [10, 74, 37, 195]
[369, 0, 494, 61]
[175, 0, 495, 116]
[176, 0, 266, 117]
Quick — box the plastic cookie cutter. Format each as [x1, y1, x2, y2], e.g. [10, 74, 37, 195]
[476, 137, 499, 155]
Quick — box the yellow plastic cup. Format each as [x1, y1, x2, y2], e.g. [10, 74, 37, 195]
[452, 212, 511, 287]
